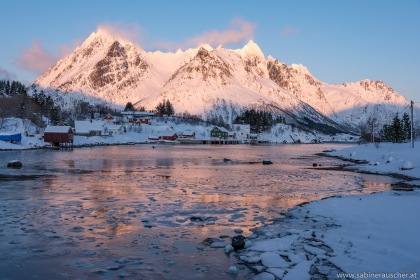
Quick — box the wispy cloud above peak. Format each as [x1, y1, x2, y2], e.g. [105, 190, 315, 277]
[15, 38, 82, 75]
[155, 18, 256, 51]
[96, 22, 143, 46]
[16, 41, 60, 74]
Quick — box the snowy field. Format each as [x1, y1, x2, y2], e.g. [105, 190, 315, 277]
[236, 142, 420, 279]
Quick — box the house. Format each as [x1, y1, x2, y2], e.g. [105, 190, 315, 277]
[107, 124, 125, 135]
[121, 111, 155, 124]
[210, 127, 229, 139]
[160, 133, 178, 141]
[232, 124, 251, 140]
[148, 136, 160, 141]
[103, 114, 115, 123]
[43, 125, 74, 146]
[75, 121, 107, 136]
[178, 131, 195, 139]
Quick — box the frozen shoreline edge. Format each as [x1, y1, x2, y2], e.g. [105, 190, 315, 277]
[236, 147, 420, 279]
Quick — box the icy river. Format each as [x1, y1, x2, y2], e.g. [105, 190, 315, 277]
[0, 144, 397, 279]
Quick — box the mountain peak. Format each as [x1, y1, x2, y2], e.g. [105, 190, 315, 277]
[82, 27, 134, 49]
[236, 40, 265, 60]
[197, 43, 213, 52]
[290, 64, 312, 76]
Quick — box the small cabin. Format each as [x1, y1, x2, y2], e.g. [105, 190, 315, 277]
[107, 124, 125, 135]
[210, 127, 229, 139]
[44, 125, 74, 146]
[160, 133, 178, 141]
[75, 121, 107, 136]
[103, 114, 114, 122]
[178, 131, 195, 139]
[233, 124, 251, 140]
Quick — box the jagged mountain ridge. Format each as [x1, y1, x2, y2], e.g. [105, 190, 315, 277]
[34, 30, 411, 133]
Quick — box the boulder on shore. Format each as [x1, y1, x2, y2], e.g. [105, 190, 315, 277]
[232, 235, 245, 250]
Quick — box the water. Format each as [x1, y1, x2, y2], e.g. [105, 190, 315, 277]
[0, 144, 397, 279]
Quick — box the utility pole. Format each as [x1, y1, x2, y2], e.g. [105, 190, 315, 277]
[411, 100, 414, 148]
[371, 118, 376, 143]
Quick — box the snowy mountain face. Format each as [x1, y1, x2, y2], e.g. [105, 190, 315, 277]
[34, 31, 412, 134]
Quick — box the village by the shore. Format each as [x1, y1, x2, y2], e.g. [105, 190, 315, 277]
[0, 111, 356, 151]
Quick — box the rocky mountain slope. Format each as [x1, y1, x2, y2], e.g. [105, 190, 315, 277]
[34, 29, 411, 133]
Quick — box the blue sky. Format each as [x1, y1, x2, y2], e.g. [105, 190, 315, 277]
[1, 0, 419, 101]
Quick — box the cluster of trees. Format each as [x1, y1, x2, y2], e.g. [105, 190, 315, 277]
[381, 113, 414, 143]
[1, 81, 68, 128]
[124, 100, 176, 117]
[234, 108, 282, 133]
[30, 89, 62, 125]
[155, 100, 175, 116]
[0, 80, 27, 96]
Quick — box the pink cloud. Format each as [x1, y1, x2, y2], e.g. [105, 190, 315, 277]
[281, 26, 300, 36]
[16, 41, 60, 74]
[16, 39, 82, 74]
[155, 18, 256, 51]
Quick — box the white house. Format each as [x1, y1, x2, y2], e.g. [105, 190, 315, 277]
[232, 124, 251, 140]
[75, 121, 108, 136]
[107, 124, 125, 135]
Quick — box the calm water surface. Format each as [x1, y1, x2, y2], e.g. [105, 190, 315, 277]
[0, 144, 396, 279]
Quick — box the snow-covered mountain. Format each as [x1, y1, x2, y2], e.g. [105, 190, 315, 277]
[267, 58, 409, 127]
[34, 29, 411, 133]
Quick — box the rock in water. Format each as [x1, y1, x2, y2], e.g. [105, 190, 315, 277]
[7, 160, 22, 168]
[232, 235, 245, 250]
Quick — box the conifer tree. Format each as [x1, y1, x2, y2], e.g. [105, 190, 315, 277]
[402, 112, 411, 142]
[124, 102, 135, 111]
[165, 100, 175, 116]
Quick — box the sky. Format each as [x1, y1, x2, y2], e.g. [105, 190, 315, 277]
[1, 0, 419, 102]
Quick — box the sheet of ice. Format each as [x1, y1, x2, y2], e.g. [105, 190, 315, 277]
[249, 235, 298, 252]
[282, 260, 313, 280]
[260, 252, 289, 268]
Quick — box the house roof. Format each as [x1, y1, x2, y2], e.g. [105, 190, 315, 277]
[212, 127, 229, 133]
[107, 124, 123, 130]
[75, 121, 106, 133]
[44, 125, 72, 133]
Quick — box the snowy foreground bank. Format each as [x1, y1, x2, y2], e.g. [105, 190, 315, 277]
[236, 190, 420, 280]
[328, 142, 420, 183]
[234, 142, 420, 279]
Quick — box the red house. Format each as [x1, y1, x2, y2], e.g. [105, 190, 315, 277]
[103, 114, 114, 122]
[44, 125, 74, 147]
[132, 117, 149, 124]
[160, 133, 178, 141]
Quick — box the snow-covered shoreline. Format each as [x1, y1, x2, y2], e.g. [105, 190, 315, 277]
[234, 142, 420, 279]
[326, 142, 420, 184]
